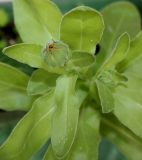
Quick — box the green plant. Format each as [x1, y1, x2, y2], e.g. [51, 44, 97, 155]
[0, 0, 142, 160]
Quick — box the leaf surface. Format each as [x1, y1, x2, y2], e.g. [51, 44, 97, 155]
[51, 74, 87, 158]
[100, 33, 130, 72]
[96, 2, 141, 67]
[118, 31, 142, 72]
[60, 6, 104, 54]
[0, 91, 55, 160]
[3, 43, 66, 74]
[113, 31, 142, 138]
[114, 95, 142, 138]
[0, 63, 35, 111]
[96, 79, 114, 113]
[13, 0, 62, 45]
[27, 69, 59, 95]
[3, 44, 44, 68]
[101, 115, 142, 160]
[44, 106, 100, 160]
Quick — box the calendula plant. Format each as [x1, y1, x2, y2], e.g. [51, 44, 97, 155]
[0, 0, 142, 159]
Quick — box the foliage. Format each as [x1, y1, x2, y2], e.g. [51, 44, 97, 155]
[0, 0, 142, 160]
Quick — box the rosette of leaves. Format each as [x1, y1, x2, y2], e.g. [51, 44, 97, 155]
[0, 0, 142, 160]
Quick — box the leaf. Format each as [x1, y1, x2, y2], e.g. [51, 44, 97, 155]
[101, 114, 142, 160]
[68, 51, 95, 68]
[0, 62, 36, 111]
[67, 51, 95, 75]
[60, 6, 104, 54]
[0, 9, 9, 27]
[51, 74, 87, 158]
[114, 94, 142, 138]
[3, 43, 66, 74]
[66, 106, 101, 160]
[118, 31, 142, 72]
[43, 146, 55, 160]
[3, 43, 44, 68]
[113, 76, 142, 139]
[99, 33, 130, 72]
[51, 74, 78, 158]
[96, 1, 141, 67]
[94, 33, 130, 113]
[0, 91, 55, 160]
[96, 79, 114, 113]
[44, 106, 100, 160]
[13, 0, 62, 45]
[27, 69, 59, 95]
[113, 31, 142, 138]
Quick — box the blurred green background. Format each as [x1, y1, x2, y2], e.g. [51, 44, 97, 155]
[0, 0, 141, 159]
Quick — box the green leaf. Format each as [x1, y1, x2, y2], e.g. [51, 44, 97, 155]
[114, 94, 142, 138]
[118, 31, 142, 72]
[27, 69, 59, 95]
[60, 6, 104, 54]
[0, 91, 55, 160]
[94, 33, 130, 112]
[3, 44, 44, 68]
[51, 74, 87, 158]
[0, 62, 35, 111]
[67, 51, 95, 75]
[13, 0, 62, 45]
[3, 43, 66, 74]
[96, 2, 141, 67]
[66, 106, 100, 160]
[43, 146, 55, 160]
[120, 33, 142, 105]
[96, 79, 114, 113]
[44, 106, 100, 160]
[101, 115, 142, 160]
[68, 51, 95, 68]
[0, 9, 9, 27]
[98, 33, 130, 72]
[113, 31, 142, 138]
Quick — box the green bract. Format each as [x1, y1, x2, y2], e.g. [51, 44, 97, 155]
[0, 0, 142, 160]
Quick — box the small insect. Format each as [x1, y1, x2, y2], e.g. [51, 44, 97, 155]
[43, 40, 60, 53]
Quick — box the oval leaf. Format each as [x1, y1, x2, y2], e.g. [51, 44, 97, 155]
[44, 106, 100, 160]
[51, 74, 80, 158]
[60, 6, 104, 54]
[13, 0, 62, 45]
